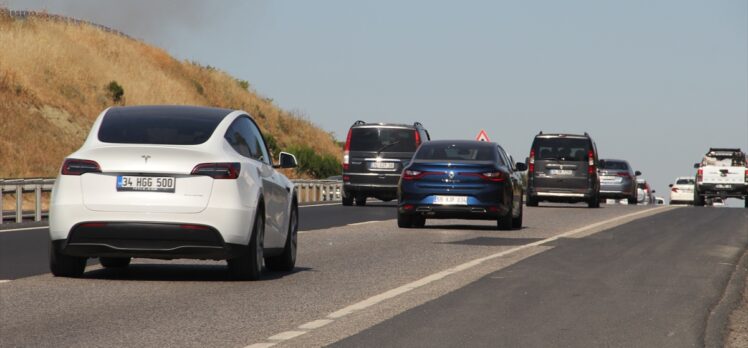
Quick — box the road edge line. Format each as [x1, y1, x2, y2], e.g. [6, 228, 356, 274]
[704, 242, 748, 348]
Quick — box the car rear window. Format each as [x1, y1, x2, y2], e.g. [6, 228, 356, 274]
[601, 161, 629, 170]
[533, 138, 590, 162]
[98, 112, 223, 145]
[415, 142, 498, 162]
[676, 178, 694, 185]
[349, 128, 417, 152]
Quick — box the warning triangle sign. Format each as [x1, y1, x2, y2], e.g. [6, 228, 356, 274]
[476, 130, 490, 142]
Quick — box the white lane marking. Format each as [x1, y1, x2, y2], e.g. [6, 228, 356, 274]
[298, 319, 334, 330]
[0, 280, 10, 284]
[299, 202, 341, 208]
[347, 220, 388, 227]
[244, 343, 276, 348]
[267, 330, 307, 341]
[245, 206, 672, 347]
[0, 226, 49, 233]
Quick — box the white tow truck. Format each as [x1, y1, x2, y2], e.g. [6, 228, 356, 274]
[693, 148, 748, 207]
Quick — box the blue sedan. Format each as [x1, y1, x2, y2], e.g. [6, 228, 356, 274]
[397, 140, 526, 230]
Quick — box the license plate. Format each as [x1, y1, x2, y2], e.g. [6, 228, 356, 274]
[370, 162, 395, 169]
[117, 176, 176, 193]
[715, 184, 732, 189]
[600, 176, 622, 183]
[433, 195, 468, 205]
[550, 169, 573, 176]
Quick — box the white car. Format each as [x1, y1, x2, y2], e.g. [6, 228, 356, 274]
[50, 105, 299, 280]
[668, 177, 695, 205]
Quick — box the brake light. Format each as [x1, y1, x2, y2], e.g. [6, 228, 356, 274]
[402, 169, 424, 181]
[528, 149, 535, 174]
[617, 172, 632, 179]
[671, 187, 679, 193]
[343, 129, 352, 170]
[697, 169, 703, 183]
[745, 169, 748, 183]
[180, 224, 210, 230]
[587, 150, 596, 175]
[414, 130, 421, 148]
[61, 159, 101, 175]
[480, 171, 506, 182]
[191, 163, 240, 179]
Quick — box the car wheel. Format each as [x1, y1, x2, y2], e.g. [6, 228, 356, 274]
[342, 190, 354, 206]
[744, 197, 748, 208]
[266, 203, 298, 272]
[588, 193, 600, 208]
[628, 195, 637, 205]
[228, 207, 265, 281]
[497, 197, 513, 231]
[397, 211, 413, 228]
[355, 196, 367, 206]
[49, 242, 86, 277]
[693, 189, 705, 207]
[512, 194, 523, 229]
[412, 215, 426, 228]
[100, 257, 131, 268]
[526, 195, 539, 207]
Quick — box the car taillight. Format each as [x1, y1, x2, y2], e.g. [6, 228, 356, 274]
[745, 169, 748, 182]
[671, 187, 679, 193]
[191, 163, 240, 179]
[587, 150, 596, 175]
[480, 171, 506, 182]
[414, 130, 421, 148]
[343, 129, 352, 170]
[697, 169, 703, 183]
[528, 149, 535, 174]
[61, 159, 101, 175]
[617, 172, 632, 179]
[402, 169, 424, 181]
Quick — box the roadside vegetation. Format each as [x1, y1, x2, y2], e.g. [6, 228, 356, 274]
[0, 11, 342, 179]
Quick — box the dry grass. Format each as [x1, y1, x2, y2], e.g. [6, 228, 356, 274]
[0, 14, 341, 179]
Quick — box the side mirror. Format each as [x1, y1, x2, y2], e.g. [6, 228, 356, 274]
[635, 170, 642, 176]
[599, 159, 606, 168]
[668, 184, 673, 188]
[651, 190, 656, 194]
[276, 152, 298, 169]
[693, 163, 700, 169]
[515, 162, 527, 171]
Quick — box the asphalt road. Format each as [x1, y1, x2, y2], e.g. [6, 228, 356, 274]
[0, 202, 395, 280]
[0, 205, 745, 348]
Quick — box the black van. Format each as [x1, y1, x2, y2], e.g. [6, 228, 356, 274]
[342, 121, 430, 206]
[526, 132, 601, 208]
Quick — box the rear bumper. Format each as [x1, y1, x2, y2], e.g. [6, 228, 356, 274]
[528, 187, 595, 202]
[398, 204, 503, 220]
[696, 183, 748, 197]
[53, 222, 244, 260]
[599, 182, 635, 198]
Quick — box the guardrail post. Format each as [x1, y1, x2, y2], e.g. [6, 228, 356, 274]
[16, 184, 23, 223]
[304, 183, 310, 203]
[35, 184, 42, 222]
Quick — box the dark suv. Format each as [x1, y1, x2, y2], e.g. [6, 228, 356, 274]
[526, 132, 601, 208]
[342, 121, 430, 206]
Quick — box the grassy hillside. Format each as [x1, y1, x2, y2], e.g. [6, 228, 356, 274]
[0, 11, 341, 179]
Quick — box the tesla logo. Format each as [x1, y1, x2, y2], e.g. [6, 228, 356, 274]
[448, 171, 455, 179]
[142, 155, 151, 163]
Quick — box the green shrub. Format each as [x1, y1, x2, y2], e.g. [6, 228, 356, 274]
[286, 145, 341, 179]
[106, 81, 124, 103]
[237, 79, 249, 91]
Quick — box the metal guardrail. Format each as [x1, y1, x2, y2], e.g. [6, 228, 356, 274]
[0, 178, 342, 224]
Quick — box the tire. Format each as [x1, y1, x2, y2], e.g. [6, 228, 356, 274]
[588, 193, 600, 208]
[512, 194, 523, 229]
[49, 242, 86, 277]
[342, 191, 354, 206]
[228, 207, 265, 281]
[412, 215, 426, 228]
[100, 257, 131, 268]
[397, 211, 413, 228]
[628, 195, 637, 205]
[498, 197, 514, 230]
[355, 196, 367, 206]
[744, 197, 748, 208]
[693, 189, 705, 207]
[266, 203, 298, 272]
[526, 195, 539, 207]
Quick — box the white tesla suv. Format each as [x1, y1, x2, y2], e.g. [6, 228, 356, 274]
[49, 105, 299, 280]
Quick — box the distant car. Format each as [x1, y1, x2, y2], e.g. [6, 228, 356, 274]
[50, 106, 300, 280]
[525, 132, 601, 208]
[655, 196, 665, 205]
[636, 179, 655, 205]
[669, 177, 695, 205]
[397, 140, 526, 230]
[693, 148, 748, 208]
[598, 159, 640, 205]
[342, 121, 430, 206]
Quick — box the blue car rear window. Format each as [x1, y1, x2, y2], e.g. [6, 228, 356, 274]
[415, 143, 497, 161]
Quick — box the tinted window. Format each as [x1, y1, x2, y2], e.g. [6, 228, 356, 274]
[601, 161, 629, 170]
[224, 117, 267, 162]
[533, 138, 590, 162]
[98, 112, 222, 145]
[676, 178, 694, 185]
[350, 128, 417, 152]
[415, 142, 497, 161]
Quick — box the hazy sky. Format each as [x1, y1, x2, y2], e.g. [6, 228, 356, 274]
[6, 0, 748, 198]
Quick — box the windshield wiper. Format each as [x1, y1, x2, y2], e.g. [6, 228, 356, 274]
[376, 141, 400, 155]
